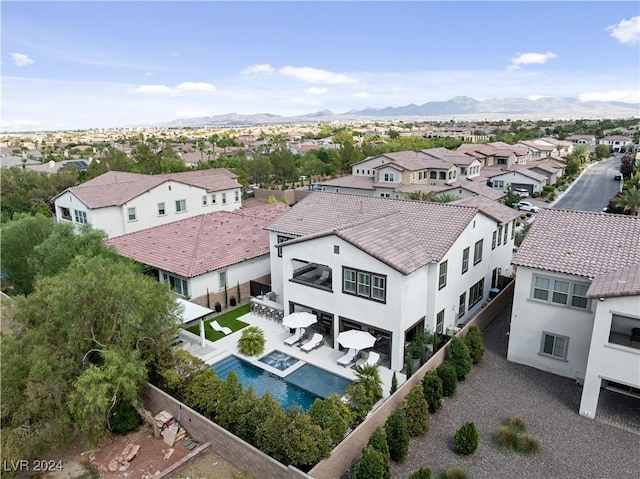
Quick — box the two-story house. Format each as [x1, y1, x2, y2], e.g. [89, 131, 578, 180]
[54, 169, 242, 238]
[267, 192, 520, 371]
[507, 209, 640, 418]
[599, 135, 633, 153]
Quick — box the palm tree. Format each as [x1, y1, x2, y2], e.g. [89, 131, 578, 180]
[403, 191, 436, 202]
[354, 363, 383, 403]
[432, 193, 460, 203]
[613, 187, 640, 216]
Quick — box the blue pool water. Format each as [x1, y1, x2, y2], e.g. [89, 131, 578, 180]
[211, 355, 351, 410]
[258, 350, 300, 371]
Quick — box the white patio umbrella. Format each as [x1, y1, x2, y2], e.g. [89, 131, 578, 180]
[336, 330, 377, 352]
[282, 311, 317, 330]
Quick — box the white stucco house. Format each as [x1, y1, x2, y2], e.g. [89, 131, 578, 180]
[266, 192, 520, 371]
[54, 169, 243, 238]
[507, 209, 640, 418]
[106, 203, 290, 306]
[599, 135, 633, 152]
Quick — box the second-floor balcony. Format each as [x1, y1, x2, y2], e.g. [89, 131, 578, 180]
[290, 261, 332, 292]
[607, 314, 640, 350]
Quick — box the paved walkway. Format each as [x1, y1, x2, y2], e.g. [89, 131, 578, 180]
[391, 304, 640, 479]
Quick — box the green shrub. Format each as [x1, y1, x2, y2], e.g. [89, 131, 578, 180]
[436, 361, 457, 397]
[454, 422, 478, 455]
[237, 326, 265, 356]
[504, 415, 526, 433]
[368, 427, 391, 479]
[515, 433, 540, 454]
[542, 185, 555, 193]
[390, 372, 398, 395]
[463, 326, 484, 364]
[353, 445, 387, 479]
[409, 467, 433, 479]
[385, 408, 409, 463]
[440, 467, 471, 479]
[422, 371, 443, 413]
[403, 385, 429, 437]
[448, 337, 472, 380]
[405, 353, 413, 378]
[110, 403, 142, 435]
[493, 425, 518, 450]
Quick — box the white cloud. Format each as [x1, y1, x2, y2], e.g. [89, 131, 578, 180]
[579, 89, 640, 103]
[175, 110, 211, 118]
[10, 52, 34, 67]
[508, 51, 557, 70]
[305, 87, 328, 95]
[279, 66, 356, 84]
[353, 91, 370, 98]
[606, 16, 640, 45]
[176, 82, 216, 92]
[241, 64, 275, 75]
[527, 95, 548, 101]
[132, 82, 215, 95]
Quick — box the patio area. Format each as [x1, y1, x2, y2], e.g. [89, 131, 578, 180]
[176, 308, 406, 401]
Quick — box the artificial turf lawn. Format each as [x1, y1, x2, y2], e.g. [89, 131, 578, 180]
[186, 303, 250, 342]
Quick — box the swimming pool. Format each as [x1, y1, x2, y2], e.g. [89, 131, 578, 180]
[211, 355, 351, 410]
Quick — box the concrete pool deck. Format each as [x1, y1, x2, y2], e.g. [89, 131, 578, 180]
[177, 311, 406, 402]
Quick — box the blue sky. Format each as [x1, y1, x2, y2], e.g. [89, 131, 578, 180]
[2, 1, 639, 130]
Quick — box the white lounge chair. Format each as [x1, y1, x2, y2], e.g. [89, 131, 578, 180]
[284, 328, 304, 346]
[299, 333, 323, 353]
[211, 320, 232, 336]
[363, 351, 380, 367]
[337, 348, 357, 367]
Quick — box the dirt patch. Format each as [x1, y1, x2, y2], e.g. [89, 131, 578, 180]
[165, 449, 248, 479]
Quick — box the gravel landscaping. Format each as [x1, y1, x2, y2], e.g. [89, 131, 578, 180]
[391, 304, 640, 479]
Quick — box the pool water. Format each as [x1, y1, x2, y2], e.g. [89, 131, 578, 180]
[211, 355, 352, 410]
[258, 350, 300, 371]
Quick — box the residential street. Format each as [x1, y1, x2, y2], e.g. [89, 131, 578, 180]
[552, 155, 623, 212]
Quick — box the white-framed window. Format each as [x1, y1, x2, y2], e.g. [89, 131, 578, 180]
[234, 190, 240, 202]
[127, 207, 136, 221]
[380, 193, 391, 198]
[504, 224, 509, 244]
[493, 180, 504, 189]
[469, 278, 484, 308]
[531, 275, 590, 310]
[343, 267, 386, 302]
[163, 273, 188, 297]
[492, 231, 497, 250]
[175, 199, 186, 212]
[222, 193, 227, 204]
[438, 261, 448, 290]
[462, 247, 469, 274]
[474, 239, 483, 265]
[511, 220, 516, 239]
[540, 332, 568, 360]
[430, 171, 437, 179]
[436, 309, 445, 334]
[202, 195, 208, 206]
[383, 172, 395, 182]
[60, 207, 72, 221]
[458, 293, 466, 319]
[74, 210, 87, 224]
[219, 271, 227, 290]
[157, 202, 166, 216]
[497, 226, 503, 246]
[211, 194, 217, 204]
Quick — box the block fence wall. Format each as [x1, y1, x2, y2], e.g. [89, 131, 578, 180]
[143, 383, 311, 479]
[308, 281, 515, 478]
[252, 188, 312, 205]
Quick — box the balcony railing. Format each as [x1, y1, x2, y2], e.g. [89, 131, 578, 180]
[291, 263, 332, 291]
[608, 331, 640, 350]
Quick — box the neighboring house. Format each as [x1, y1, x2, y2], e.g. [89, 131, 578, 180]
[267, 192, 520, 370]
[599, 135, 633, 152]
[106, 203, 290, 305]
[0, 156, 41, 169]
[54, 169, 242, 238]
[507, 209, 640, 418]
[565, 134, 596, 146]
[26, 159, 90, 174]
[518, 140, 556, 159]
[483, 168, 548, 196]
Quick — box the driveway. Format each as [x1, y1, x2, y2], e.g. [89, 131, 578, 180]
[391, 304, 640, 479]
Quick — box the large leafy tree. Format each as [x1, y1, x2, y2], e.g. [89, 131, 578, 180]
[1, 254, 179, 458]
[270, 148, 298, 186]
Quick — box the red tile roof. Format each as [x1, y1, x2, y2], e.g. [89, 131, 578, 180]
[587, 264, 640, 298]
[513, 209, 640, 279]
[106, 203, 289, 277]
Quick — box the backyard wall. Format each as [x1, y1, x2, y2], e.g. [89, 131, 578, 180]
[308, 281, 514, 479]
[143, 383, 311, 479]
[253, 188, 311, 205]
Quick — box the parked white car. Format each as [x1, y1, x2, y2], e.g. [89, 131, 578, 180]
[517, 201, 540, 213]
[513, 188, 530, 198]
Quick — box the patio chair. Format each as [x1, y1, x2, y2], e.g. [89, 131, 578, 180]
[284, 328, 304, 346]
[299, 333, 324, 353]
[211, 320, 232, 336]
[314, 269, 330, 285]
[363, 351, 380, 367]
[337, 348, 357, 367]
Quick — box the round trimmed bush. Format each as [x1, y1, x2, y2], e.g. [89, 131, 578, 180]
[436, 361, 458, 397]
[403, 385, 429, 437]
[110, 403, 142, 435]
[454, 422, 478, 455]
[385, 409, 409, 463]
[353, 445, 387, 479]
[440, 466, 471, 479]
[515, 433, 540, 454]
[409, 467, 432, 479]
[422, 371, 443, 414]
